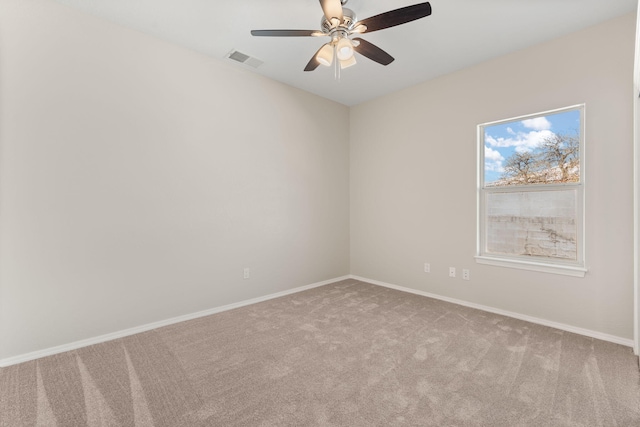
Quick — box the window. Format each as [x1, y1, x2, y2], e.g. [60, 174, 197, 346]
[476, 105, 586, 277]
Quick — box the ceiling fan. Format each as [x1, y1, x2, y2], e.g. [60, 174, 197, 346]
[251, 0, 432, 72]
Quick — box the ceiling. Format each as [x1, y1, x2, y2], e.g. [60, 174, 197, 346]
[52, 0, 637, 106]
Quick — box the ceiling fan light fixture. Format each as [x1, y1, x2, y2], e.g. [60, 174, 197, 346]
[336, 37, 354, 61]
[251, 1, 432, 73]
[316, 43, 334, 66]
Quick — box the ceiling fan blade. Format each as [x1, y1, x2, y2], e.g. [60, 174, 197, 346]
[251, 30, 319, 37]
[358, 2, 432, 34]
[304, 45, 326, 71]
[319, 0, 343, 22]
[352, 38, 394, 66]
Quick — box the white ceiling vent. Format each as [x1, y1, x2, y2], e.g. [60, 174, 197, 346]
[226, 50, 263, 69]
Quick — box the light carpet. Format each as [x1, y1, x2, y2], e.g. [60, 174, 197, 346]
[1, 279, 639, 426]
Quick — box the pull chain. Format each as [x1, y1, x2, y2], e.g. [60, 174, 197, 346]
[333, 44, 341, 81]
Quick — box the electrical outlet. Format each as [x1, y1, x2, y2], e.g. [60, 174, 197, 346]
[462, 269, 470, 280]
[424, 263, 430, 273]
[243, 268, 250, 279]
[449, 267, 456, 278]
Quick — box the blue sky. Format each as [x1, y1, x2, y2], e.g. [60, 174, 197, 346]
[483, 109, 581, 183]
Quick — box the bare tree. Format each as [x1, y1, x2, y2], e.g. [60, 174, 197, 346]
[539, 133, 579, 183]
[497, 132, 579, 185]
[502, 151, 539, 184]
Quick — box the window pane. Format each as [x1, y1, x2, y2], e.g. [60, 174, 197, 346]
[484, 109, 581, 186]
[485, 190, 577, 260]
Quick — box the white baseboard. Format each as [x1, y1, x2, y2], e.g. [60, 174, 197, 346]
[350, 275, 635, 348]
[0, 275, 351, 368]
[3, 273, 632, 367]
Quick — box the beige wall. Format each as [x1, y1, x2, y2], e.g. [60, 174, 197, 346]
[0, 0, 350, 360]
[634, 2, 640, 356]
[351, 13, 635, 339]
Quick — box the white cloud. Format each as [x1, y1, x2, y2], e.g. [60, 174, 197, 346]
[521, 117, 551, 131]
[485, 146, 504, 161]
[507, 127, 515, 135]
[486, 130, 555, 152]
[485, 146, 504, 173]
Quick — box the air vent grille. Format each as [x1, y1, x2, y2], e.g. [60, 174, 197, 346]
[226, 50, 263, 69]
[229, 51, 250, 63]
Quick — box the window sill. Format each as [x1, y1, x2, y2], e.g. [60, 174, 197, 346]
[475, 255, 587, 277]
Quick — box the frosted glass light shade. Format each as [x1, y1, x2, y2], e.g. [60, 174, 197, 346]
[336, 37, 354, 61]
[340, 55, 356, 69]
[316, 44, 334, 67]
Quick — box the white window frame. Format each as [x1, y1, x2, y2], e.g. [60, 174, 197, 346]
[476, 104, 587, 277]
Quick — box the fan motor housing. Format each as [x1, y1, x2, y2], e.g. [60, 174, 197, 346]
[321, 8, 356, 33]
